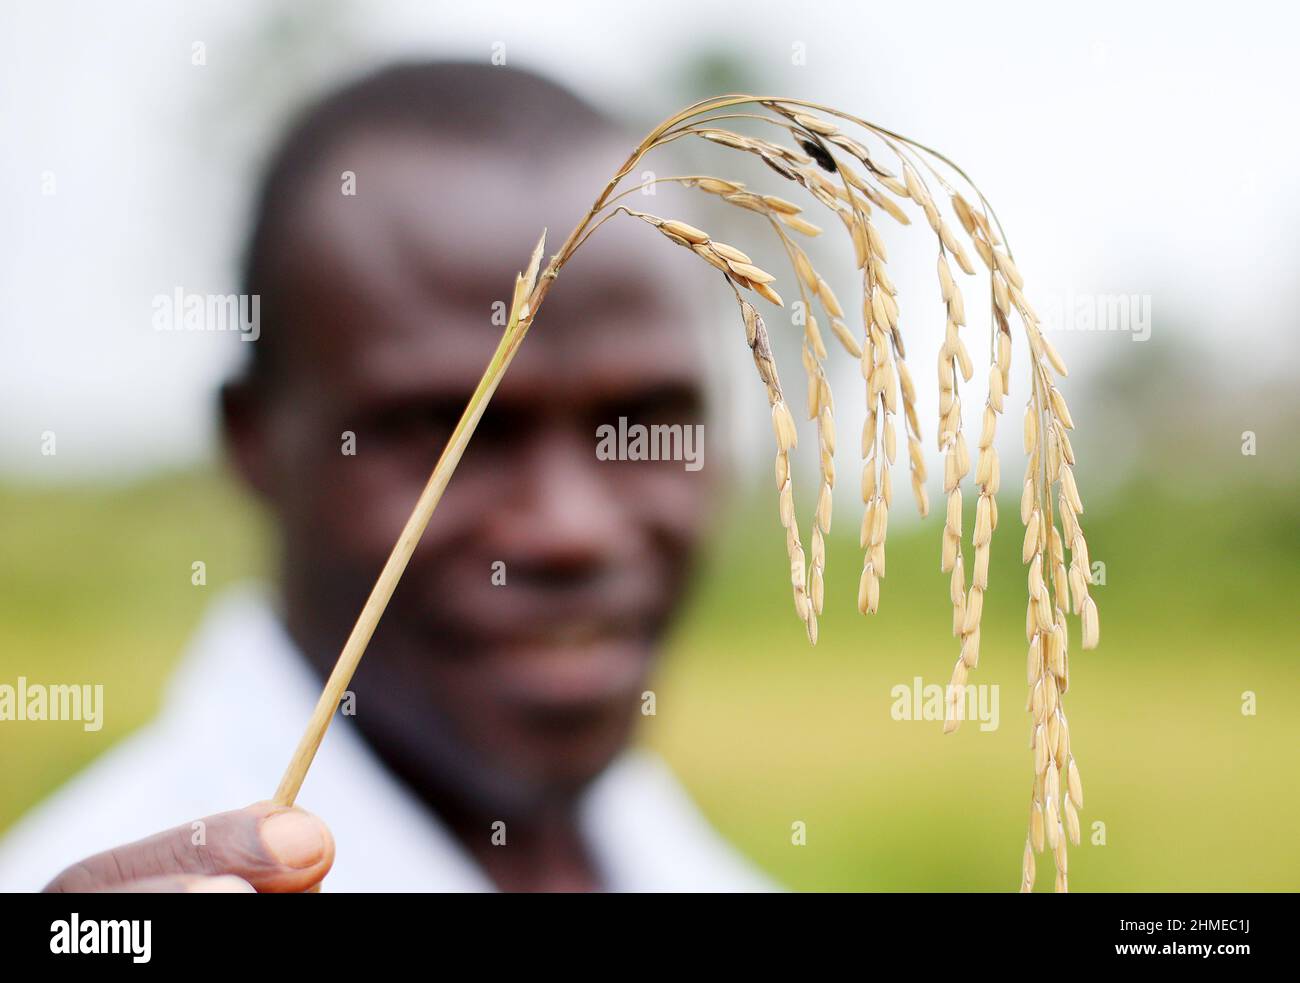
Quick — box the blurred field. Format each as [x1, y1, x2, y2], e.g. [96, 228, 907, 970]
[1, 468, 1296, 891]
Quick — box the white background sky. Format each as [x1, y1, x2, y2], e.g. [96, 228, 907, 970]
[3, 0, 1297, 484]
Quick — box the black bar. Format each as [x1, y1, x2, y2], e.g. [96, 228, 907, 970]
[0, 891, 1279, 970]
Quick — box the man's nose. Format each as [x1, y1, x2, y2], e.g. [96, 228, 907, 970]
[489, 424, 630, 576]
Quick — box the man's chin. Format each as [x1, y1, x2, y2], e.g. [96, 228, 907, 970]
[378, 628, 660, 805]
[481, 637, 653, 795]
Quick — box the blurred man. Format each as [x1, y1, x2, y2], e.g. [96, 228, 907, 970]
[0, 62, 771, 891]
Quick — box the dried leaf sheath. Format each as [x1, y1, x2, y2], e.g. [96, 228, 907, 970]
[273, 95, 1099, 893]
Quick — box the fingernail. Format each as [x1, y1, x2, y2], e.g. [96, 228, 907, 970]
[261, 811, 326, 868]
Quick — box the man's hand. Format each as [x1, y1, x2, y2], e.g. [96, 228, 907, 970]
[42, 802, 334, 893]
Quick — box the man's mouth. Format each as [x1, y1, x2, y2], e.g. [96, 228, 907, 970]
[484, 627, 653, 710]
[508, 619, 610, 647]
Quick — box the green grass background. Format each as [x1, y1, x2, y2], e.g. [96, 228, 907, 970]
[1, 469, 1295, 891]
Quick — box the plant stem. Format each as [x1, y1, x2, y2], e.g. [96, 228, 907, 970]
[272, 312, 526, 806]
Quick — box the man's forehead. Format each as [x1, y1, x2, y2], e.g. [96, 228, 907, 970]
[281, 128, 709, 394]
[355, 312, 703, 405]
[308, 130, 627, 271]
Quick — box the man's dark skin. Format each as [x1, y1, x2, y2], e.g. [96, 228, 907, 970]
[45, 94, 718, 892]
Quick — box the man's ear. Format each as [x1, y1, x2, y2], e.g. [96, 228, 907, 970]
[220, 376, 274, 501]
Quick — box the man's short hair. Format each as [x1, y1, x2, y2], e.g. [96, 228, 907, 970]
[239, 61, 616, 385]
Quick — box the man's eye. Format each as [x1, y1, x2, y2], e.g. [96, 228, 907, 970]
[362, 403, 458, 445]
[473, 403, 515, 445]
[607, 387, 703, 426]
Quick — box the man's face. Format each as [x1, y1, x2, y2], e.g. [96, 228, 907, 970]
[230, 129, 714, 811]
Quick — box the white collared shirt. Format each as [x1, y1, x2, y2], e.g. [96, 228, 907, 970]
[0, 587, 776, 892]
